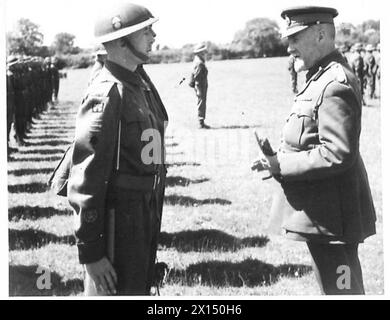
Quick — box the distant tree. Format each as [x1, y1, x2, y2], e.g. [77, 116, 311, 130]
[231, 18, 283, 58]
[336, 20, 380, 48]
[52, 32, 76, 54]
[6, 18, 44, 55]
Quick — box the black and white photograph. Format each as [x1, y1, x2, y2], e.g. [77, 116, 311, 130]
[3, 0, 386, 299]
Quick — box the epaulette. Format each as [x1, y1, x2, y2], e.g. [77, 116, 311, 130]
[87, 80, 117, 98]
[312, 61, 347, 84]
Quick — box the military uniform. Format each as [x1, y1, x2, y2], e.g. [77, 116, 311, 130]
[350, 44, 365, 103]
[189, 46, 209, 128]
[269, 49, 376, 241]
[6, 62, 16, 149]
[364, 45, 377, 99]
[267, 6, 377, 295]
[67, 60, 168, 295]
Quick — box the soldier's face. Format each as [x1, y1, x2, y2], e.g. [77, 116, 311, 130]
[127, 26, 156, 55]
[287, 28, 319, 72]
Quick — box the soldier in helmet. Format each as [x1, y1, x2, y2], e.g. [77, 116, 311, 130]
[67, 2, 168, 296]
[252, 6, 376, 295]
[364, 44, 377, 99]
[189, 43, 209, 129]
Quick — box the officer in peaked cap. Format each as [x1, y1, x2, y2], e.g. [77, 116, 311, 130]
[252, 6, 376, 295]
[189, 43, 210, 128]
[67, 2, 168, 296]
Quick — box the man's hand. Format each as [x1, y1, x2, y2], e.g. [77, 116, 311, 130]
[85, 256, 117, 295]
[251, 154, 281, 175]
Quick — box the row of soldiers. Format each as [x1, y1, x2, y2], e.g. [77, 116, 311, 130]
[288, 43, 381, 104]
[342, 43, 380, 104]
[6, 55, 60, 151]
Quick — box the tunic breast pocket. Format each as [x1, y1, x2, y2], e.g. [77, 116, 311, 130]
[283, 100, 318, 149]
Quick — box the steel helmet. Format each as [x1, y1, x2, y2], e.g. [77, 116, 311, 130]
[94, 3, 158, 43]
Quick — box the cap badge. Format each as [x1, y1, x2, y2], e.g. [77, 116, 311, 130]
[112, 16, 122, 30]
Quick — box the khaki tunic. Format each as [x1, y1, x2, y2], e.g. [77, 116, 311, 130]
[269, 50, 376, 243]
[68, 60, 168, 294]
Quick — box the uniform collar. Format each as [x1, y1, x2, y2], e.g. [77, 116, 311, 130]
[306, 49, 344, 81]
[104, 60, 148, 89]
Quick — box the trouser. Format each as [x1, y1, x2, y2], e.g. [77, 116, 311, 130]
[367, 76, 376, 98]
[307, 242, 365, 295]
[84, 187, 161, 296]
[195, 86, 207, 121]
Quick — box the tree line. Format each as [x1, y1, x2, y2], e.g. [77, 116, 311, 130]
[7, 17, 380, 68]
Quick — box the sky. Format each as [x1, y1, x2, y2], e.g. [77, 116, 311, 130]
[4, 0, 383, 49]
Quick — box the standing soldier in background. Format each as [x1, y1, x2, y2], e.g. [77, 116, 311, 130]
[288, 54, 298, 93]
[375, 43, 380, 98]
[50, 57, 60, 102]
[89, 48, 108, 84]
[252, 6, 376, 295]
[350, 43, 366, 105]
[67, 2, 168, 295]
[189, 43, 209, 129]
[364, 44, 377, 99]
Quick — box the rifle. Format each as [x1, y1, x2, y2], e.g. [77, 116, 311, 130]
[253, 130, 276, 180]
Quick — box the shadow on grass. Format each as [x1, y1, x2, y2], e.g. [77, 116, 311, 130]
[26, 135, 70, 141]
[166, 162, 201, 167]
[166, 142, 179, 147]
[38, 126, 75, 131]
[9, 229, 76, 251]
[8, 183, 49, 194]
[209, 125, 263, 130]
[164, 195, 231, 206]
[166, 259, 312, 287]
[8, 156, 62, 162]
[9, 206, 73, 221]
[159, 229, 269, 252]
[16, 148, 65, 155]
[34, 130, 72, 135]
[9, 265, 83, 296]
[8, 168, 54, 176]
[165, 176, 209, 187]
[24, 140, 72, 147]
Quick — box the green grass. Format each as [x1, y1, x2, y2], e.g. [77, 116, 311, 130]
[8, 57, 383, 296]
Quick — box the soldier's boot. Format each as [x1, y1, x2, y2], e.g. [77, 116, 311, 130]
[198, 119, 210, 129]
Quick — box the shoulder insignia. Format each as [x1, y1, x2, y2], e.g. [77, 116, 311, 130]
[85, 95, 109, 113]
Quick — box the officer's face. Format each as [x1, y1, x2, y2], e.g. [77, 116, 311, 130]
[287, 27, 319, 72]
[127, 26, 156, 55]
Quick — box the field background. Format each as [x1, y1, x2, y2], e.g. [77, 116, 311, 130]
[8, 57, 383, 296]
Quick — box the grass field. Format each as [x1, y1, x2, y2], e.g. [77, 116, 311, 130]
[8, 57, 383, 296]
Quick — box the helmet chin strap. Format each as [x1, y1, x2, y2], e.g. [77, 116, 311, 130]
[120, 37, 149, 63]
